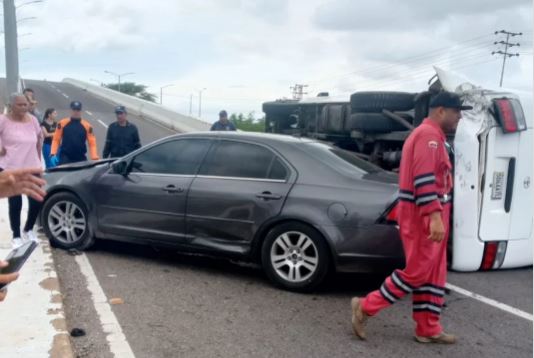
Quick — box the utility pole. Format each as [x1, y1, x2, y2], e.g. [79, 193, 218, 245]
[189, 94, 193, 115]
[290, 84, 308, 100]
[198, 88, 206, 118]
[4, 0, 20, 95]
[104, 71, 135, 93]
[492, 30, 522, 87]
[159, 84, 173, 105]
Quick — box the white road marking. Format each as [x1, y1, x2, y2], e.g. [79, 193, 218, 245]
[75, 254, 136, 358]
[62, 93, 69, 99]
[85, 110, 93, 116]
[446, 283, 533, 321]
[98, 119, 109, 128]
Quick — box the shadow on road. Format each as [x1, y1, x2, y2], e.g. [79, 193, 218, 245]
[82, 240, 390, 297]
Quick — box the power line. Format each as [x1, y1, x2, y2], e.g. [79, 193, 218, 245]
[314, 50, 498, 94]
[308, 33, 497, 86]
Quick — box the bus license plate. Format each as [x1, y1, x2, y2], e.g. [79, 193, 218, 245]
[491, 171, 504, 200]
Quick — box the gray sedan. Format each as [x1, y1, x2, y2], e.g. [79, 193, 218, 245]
[41, 132, 404, 291]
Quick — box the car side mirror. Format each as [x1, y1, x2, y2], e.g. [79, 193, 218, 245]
[112, 161, 129, 176]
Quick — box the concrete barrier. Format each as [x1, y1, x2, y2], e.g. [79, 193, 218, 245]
[63, 78, 211, 133]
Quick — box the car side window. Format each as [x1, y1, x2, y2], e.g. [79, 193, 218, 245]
[131, 139, 210, 175]
[199, 141, 286, 180]
[268, 157, 288, 180]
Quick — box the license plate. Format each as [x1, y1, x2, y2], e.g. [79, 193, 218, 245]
[491, 171, 504, 200]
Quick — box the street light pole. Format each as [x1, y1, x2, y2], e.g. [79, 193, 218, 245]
[104, 70, 134, 93]
[3, 0, 19, 94]
[198, 88, 206, 118]
[159, 84, 174, 105]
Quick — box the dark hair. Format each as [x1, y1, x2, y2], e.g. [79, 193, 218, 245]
[43, 108, 55, 121]
[23, 88, 34, 94]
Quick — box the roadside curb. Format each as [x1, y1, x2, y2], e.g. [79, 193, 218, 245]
[0, 198, 75, 358]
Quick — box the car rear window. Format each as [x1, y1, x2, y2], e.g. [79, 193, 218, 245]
[302, 142, 383, 176]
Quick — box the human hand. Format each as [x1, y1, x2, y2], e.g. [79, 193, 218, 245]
[0, 168, 46, 201]
[0, 260, 19, 302]
[50, 156, 59, 167]
[427, 212, 445, 243]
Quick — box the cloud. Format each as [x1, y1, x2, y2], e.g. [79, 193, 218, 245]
[313, 0, 532, 32]
[9, 0, 531, 122]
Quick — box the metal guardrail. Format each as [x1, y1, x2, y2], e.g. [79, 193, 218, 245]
[62, 78, 211, 133]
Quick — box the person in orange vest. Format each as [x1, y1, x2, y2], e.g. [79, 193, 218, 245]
[51, 101, 99, 165]
[351, 91, 473, 344]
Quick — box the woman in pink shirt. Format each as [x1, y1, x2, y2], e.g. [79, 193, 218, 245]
[0, 93, 43, 248]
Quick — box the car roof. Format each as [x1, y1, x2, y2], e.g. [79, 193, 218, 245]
[170, 131, 317, 145]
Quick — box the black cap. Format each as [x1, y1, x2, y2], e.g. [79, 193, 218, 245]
[219, 110, 228, 117]
[114, 105, 127, 114]
[70, 101, 82, 111]
[429, 91, 473, 110]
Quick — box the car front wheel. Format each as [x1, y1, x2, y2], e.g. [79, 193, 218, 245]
[42, 192, 95, 250]
[261, 222, 330, 292]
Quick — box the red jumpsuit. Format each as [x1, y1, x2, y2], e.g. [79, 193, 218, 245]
[361, 118, 453, 337]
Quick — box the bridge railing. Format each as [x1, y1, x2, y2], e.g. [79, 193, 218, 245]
[63, 78, 211, 133]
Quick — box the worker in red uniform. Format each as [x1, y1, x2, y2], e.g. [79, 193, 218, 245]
[351, 91, 472, 344]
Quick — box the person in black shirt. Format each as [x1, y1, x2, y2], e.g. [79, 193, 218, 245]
[102, 105, 142, 158]
[41, 108, 58, 168]
[210, 110, 236, 131]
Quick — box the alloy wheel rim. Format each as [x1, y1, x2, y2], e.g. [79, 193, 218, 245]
[270, 231, 319, 283]
[48, 200, 87, 244]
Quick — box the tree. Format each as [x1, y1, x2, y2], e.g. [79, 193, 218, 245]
[105, 82, 157, 103]
[230, 111, 265, 132]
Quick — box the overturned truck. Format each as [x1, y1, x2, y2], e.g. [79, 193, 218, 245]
[263, 85, 441, 171]
[263, 68, 533, 272]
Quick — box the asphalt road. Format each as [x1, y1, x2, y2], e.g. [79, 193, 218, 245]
[4, 79, 532, 358]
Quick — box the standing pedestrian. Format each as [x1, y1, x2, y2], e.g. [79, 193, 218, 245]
[23, 88, 42, 120]
[50, 101, 99, 165]
[102, 105, 141, 158]
[0, 93, 44, 248]
[351, 91, 472, 344]
[41, 108, 58, 169]
[210, 110, 236, 131]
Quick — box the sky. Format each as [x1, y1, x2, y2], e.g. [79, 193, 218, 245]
[6, 0, 533, 122]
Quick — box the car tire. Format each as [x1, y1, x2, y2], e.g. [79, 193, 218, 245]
[42, 192, 95, 250]
[346, 113, 413, 133]
[350, 91, 416, 113]
[261, 222, 330, 292]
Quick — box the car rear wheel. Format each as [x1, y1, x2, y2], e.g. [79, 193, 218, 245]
[261, 222, 330, 292]
[42, 192, 95, 250]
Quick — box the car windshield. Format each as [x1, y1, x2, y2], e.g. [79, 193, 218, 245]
[301, 142, 383, 176]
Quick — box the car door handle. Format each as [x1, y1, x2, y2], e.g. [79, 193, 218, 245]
[162, 185, 184, 194]
[256, 191, 282, 200]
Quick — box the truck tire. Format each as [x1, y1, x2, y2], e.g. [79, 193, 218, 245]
[346, 113, 413, 133]
[350, 91, 416, 113]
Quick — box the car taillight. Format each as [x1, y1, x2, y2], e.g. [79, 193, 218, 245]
[380, 200, 398, 225]
[493, 98, 527, 134]
[480, 241, 508, 270]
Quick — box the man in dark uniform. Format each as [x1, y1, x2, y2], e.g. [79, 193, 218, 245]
[351, 91, 473, 344]
[51, 101, 99, 165]
[102, 105, 141, 158]
[210, 110, 236, 131]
